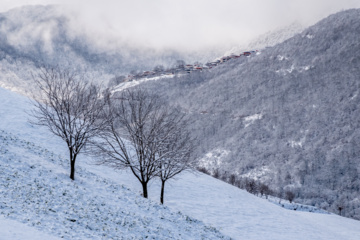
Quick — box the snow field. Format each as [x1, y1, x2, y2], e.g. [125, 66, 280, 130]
[1, 87, 360, 239]
[0, 129, 229, 239]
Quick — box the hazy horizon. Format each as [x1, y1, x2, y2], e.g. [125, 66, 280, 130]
[1, 0, 360, 53]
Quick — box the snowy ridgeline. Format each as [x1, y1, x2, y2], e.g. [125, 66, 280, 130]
[0, 129, 228, 240]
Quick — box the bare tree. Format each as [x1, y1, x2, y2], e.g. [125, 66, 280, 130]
[229, 174, 237, 185]
[92, 88, 196, 201]
[155, 108, 197, 204]
[197, 167, 210, 175]
[245, 178, 258, 195]
[213, 168, 221, 179]
[285, 190, 295, 203]
[30, 67, 108, 180]
[92, 88, 165, 198]
[259, 183, 272, 199]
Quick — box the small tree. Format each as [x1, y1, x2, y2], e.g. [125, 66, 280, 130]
[213, 168, 221, 179]
[30, 67, 108, 180]
[245, 178, 258, 195]
[197, 167, 210, 175]
[285, 190, 295, 203]
[259, 183, 272, 199]
[229, 174, 237, 185]
[155, 109, 197, 204]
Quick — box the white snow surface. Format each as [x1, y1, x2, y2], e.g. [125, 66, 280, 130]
[243, 113, 263, 128]
[0, 87, 227, 240]
[1, 87, 360, 239]
[0, 215, 61, 240]
[113, 74, 175, 93]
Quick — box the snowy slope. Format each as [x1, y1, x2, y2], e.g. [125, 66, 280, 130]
[1, 88, 360, 239]
[103, 170, 360, 240]
[0, 215, 61, 240]
[0, 87, 228, 239]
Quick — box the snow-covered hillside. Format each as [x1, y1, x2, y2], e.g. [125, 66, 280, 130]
[1, 87, 360, 239]
[0, 87, 228, 239]
[139, 8, 360, 220]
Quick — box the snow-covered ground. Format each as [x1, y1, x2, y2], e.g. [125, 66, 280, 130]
[1, 87, 360, 239]
[113, 74, 175, 93]
[0, 215, 61, 240]
[264, 196, 330, 214]
[0, 88, 228, 239]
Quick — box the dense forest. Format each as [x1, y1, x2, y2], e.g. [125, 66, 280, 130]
[139, 9, 360, 220]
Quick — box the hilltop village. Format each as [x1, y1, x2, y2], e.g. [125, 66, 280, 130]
[122, 50, 258, 82]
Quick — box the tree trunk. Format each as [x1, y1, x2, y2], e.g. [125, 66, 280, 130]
[160, 180, 165, 204]
[142, 182, 148, 198]
[70, 159, 75, 180]
[70, 151, 77, 181]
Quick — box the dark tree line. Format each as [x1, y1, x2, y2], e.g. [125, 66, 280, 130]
[198, 167, 274, 199]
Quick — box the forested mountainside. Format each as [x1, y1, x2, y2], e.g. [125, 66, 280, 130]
[0, 5, 212, 94]
[139, 9, 360, 220]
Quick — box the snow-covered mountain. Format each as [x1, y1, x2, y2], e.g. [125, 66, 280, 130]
[137, 8, 360, 220]
[1, 85, 360, 239]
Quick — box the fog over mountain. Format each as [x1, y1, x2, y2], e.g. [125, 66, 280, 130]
[2, 0, 360, 51]
[0, 5, 221, 95]
[139, 9, 360, 220]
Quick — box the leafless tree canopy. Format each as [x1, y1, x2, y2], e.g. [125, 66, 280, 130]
[93, 88, 196, 200]
[30, 67, 108, 180]
[156, 108, 197, 204]
[93, 88, 164, 198]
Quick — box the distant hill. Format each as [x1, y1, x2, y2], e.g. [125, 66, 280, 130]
[138, 8, 360, 220]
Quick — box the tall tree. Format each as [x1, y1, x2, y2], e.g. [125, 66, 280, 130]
[30, 67, 108, 180]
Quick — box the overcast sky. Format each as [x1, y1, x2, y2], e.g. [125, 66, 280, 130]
[1, 0, 360, 52]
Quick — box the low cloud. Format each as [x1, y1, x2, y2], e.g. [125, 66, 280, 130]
[1, 0, 360, 52]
